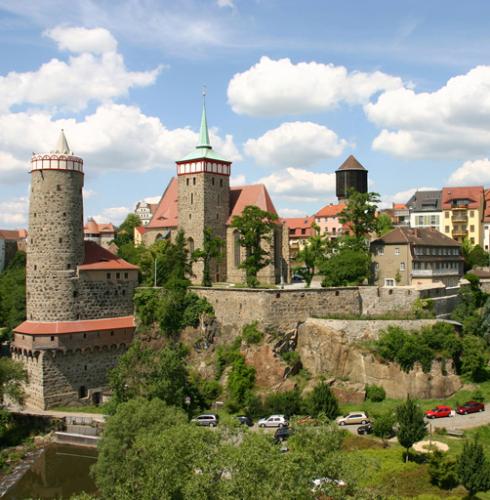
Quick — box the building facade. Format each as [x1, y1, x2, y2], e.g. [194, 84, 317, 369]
[84, 218, 115, 249]
[406, 190, 444, 232]
[141, 102, 289, 285]
[314, 203, 345, 238]
[135, 201, 157, 226]
[284, 216, 314, 260]
[441, 186, 484, 245]
[12, 131, 138, 409]
[371, 227, 463, 287]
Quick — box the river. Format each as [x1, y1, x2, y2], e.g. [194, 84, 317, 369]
[4, 444, 97, 499]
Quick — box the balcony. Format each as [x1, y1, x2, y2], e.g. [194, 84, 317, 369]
[452, 213, 468, 223]
[412, 269, 459, 278]
[452, 229, 468, 237]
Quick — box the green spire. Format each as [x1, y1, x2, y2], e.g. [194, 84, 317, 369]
[198, 88, 211, 149]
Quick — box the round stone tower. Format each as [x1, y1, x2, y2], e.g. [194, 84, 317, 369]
[335, 154, 368, 202]
[26, 130, 84, 321]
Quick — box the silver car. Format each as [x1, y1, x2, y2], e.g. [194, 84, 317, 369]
[192, 414, 219, 427]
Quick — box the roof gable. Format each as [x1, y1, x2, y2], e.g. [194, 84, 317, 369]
[228, 184, 278, 223]
[147, 177, 179, 229]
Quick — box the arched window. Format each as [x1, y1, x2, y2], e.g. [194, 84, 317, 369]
[233, 231, 241, 267]
[188, 237, 194, 254]
[79, 386, 87, 399]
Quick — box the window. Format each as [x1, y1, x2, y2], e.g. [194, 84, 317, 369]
[193, 177, 196, 185]
[384, 278, 395, 287]
[190, 193, 193, 204]
[471, 237, 475, 244]
[470, 225, 475, 232]
[212, 177, 215, 185]
[188, 237, 194, 253]
[116, 272, 120, 279]
[67, 264, 71, 270]
[301, 228, 306, 235]
[34, 265, 37, 271]
[395, 247, 400, 256]
[233, 230, 241, 267]
[220, 179, 223, 187]
[124, 272, 128, 279]
[400, 262, 405, 271]
[470, 211, 474, 217]
[50, 336, 55, 341]
[186, 178, 189, 186]
[57, 184, 61, 191]
[445, 226, 450, 232]
[79, 386, 87, 399]
[107, 272, 111, 279]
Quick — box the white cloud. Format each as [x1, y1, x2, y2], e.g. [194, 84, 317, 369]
[279, 207, 308, 218]
[0, 103, 241, 183]
[231, 174, 246, 185]
[228, 56, 403, 116]
[45, 26, 118, 54]
[216, 0, 234, 7]
[0, 26, 161, 113]
[144, 196, 161, 204]
[379, 186, 437, 209]
[448, 158, 490, 186]
[90, 206, 132, 225]
[0, 196, 28, 227]
[244, 121, 347, 168]
[366, 66, 490, 158]
[258, 167, 335, 203]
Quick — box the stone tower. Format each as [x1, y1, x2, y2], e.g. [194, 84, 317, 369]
[176, 96, 231, 283]
[335, 155, 368, 202]
[27, 130, 84, 321]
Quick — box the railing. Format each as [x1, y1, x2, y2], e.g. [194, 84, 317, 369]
[412, 269, 459, 277]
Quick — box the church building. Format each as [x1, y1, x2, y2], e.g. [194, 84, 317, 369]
[141, 101, 289, 285]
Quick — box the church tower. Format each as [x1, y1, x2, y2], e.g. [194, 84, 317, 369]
[27, 130, 84, 321]
[176, 95, 231, 283]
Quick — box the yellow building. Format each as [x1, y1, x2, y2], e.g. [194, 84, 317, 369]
[441, 186, 484, 245]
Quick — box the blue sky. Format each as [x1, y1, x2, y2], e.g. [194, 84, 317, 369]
[2, 0, 490, 227]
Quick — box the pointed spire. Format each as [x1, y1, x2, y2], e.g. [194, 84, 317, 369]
[53, 129, 71, 155]
[197, 87, 211, 149]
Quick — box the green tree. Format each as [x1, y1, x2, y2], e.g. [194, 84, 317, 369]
[428, 450, 459, 490]
[114, 213, 141, 247]
[0, 251, 26, 333]
[338, 190, 381, 244]
[458, 438, 490, 497]
[396, 396, 426, 460]
[295, 224, 327, 287]
[304, 381, 339, 420]
[372, 411, 395, 447]
[192, 227, 224, 287]
[320, 247, 370, 287]
[377, 212, 394, 236]
[108, 342, 193, 410]
[0, 358, 27, 405]
[227, 356, 256, 408]
[461, 335, 489, 382]
[230, 205, 278, 288]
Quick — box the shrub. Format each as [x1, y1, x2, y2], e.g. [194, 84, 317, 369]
[262, 389, 303, 417]
[281, 351, 301, 367]
[365, 384, 386, 402]
[429, 450, 459, 489]
[227, 356, 256, 407]
[241, 322, 263, 345]
[372, 411, 395, 445]
[471, 389, 485, 402]
[304, 382, 339, 420]
[215, 337, 242, 380]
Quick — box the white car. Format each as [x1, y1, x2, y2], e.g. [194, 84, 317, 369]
[336, 412, 369, 426]
[258, 415, 288, 428]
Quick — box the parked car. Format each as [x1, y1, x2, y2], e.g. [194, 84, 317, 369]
[425, 405, 453, 419]
[258, 415, 288, 428]
[236, 415, 253, 427]
[191, 414, 219, 427]
[456, 401, 485, 415]
[336, 412, 369, 426]
[291, 274, 304, 283]
[274, 426, 294, 442]
[357, 423, 373, 435]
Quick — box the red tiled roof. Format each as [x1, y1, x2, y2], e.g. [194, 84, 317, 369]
[84, 218, 115, 235]
[0, 229, 27, 240]
[441, 186, 484, 210]
[135, 226, 146, 234]
[284, 216, 315, 238]
[14, 315, 135, 335]
[147, 177, 179, 229]
[336, 155, 366, 171]
[79, 241, 138, 271]
[393, 203, 407, 210]
[228, 184, 278, 223]
[315, 203, 345, 218]
[484, 189, 490, 222]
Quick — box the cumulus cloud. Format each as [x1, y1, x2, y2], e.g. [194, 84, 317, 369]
[448, 158, 490, 185]
[231, 173, 246, 185]
[0, 196, 28, 226]
[45, 26, 118, 54]
[90, 206, 132, 224]
[144, 196, 162, 204]
[279, 207, 309, 217]
[216, 0, 234, 7]
[244, 121, 347, 168]
[0, 26, 161, 113]
[0, 104, 241, 183]
[366, 66, 490, 158]
[379, 186, 437, 209]
[258, 167, 335, 203]
[228, 56, 403, 116]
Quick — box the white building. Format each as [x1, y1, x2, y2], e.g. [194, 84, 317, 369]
[135, 201, 157, 226]
[407, 190, 444, 233]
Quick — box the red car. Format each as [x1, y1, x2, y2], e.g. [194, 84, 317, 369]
[456, 401, 485, 415]
[425, 405, 453, 419]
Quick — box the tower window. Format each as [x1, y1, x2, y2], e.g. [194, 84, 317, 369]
[189, 214, 192, 220]
[191, 193, 193, 204]
[220, 179, 223, 187]
[50, 336, 55, 341]
[33, 213, 36, 218]
[73, 291, 78, 298]
[67, 264, 71, 269]
[59, 238, 62, 243]
[212, 177, 215, 185]
[34, 265, 37, 271]
[186, 178, 189, 186]
[63, 212, 66, 217]
[57, 184, 61, 191]
[193, 177, 196, 185]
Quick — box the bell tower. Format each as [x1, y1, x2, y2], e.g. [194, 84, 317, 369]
[176, 92, 231, 283]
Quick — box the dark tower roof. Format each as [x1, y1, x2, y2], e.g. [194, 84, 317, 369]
[336, 155, 367, 172]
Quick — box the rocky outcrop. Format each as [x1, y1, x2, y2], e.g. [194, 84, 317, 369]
[297, 318, 462, 400]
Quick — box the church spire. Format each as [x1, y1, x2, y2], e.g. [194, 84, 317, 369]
[198, 87, 211, 149]
[53, 129, 71, 155]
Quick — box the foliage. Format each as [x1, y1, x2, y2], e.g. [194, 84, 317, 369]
[479, 295, 490, 345]
[460, 335, 489, 382]
[114, 213, 141, 247]
[230, 205, 278, 288]
[214, 337, 242, 380]
[241, 321, 263, 345]
[294, 224, 327, 287]
[108, 341, 194, 411]
[320, 247, 370, 287]
[0, 358, 26, 405]
[227, 356, 256, 408]
[280, 350, 301, 367]
[396, 396, 427, 458]
[304, 381, 339, 420]
[457, 438, 490, 497]
[377, 212, 394, 236]
[372, 411, 396, 445]
[462, 240, 489, 272]
[412, 298, 435, 319]
[365, 384, 386, 402]
[0, 251, 26, 334]
[428, 450, 459, 489]
[339, 190, 381, 244]
[451, 276, 488, 336]
[192, 227, 224, 287]
[261, 389, 303, 418]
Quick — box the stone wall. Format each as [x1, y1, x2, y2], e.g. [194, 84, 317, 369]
[297, 318, 462, 399]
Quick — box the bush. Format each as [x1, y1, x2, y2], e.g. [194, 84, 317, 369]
[429, 450, 459, 489]
[303, 382, 339, 420]
[262, 389, 303, 417]
[227, 356, 256, 407]
[241, 322, 263, 345]
[365, 384, 386, 402]
[471, 389, 485, 402]
[215, 337, 242, 380]
[281, 350, 301, 367]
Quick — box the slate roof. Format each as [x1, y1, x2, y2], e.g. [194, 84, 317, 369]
[406, 190, 442, 212]
[372, 226, 461, 247]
